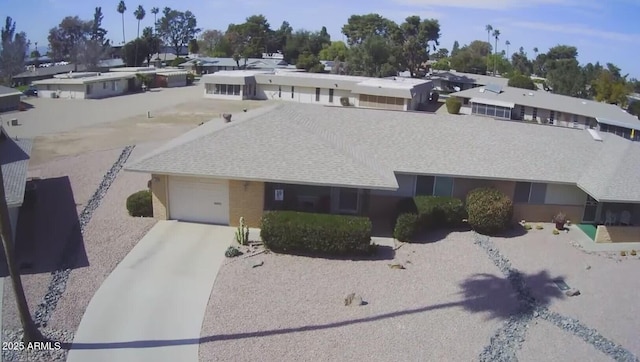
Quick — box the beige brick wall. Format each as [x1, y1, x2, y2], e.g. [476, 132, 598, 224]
[595, 225, 640, 243]
[513, 204, 583, 223]
[229, 180, 265, 227]
[150, 174, 168, 220]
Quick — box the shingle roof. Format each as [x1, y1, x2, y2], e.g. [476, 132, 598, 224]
[13, 64, 84, 79]
[0, 85, 22, 97]
[452, 86, 640, 130]
[0, 127, 32, 207]
[126, 103, 640, 202]
[428, 71, 510, 87]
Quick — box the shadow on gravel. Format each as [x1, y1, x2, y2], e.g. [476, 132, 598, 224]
[0, 177, 89, 276]
[63, 270, 565, 350]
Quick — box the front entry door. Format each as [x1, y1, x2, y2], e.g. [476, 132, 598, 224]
[582, 195, 599, 223]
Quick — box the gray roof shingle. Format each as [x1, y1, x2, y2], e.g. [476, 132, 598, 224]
[0, 128, 32, 207]
[126, 103, 640, 202]
[0, 85, 22, 97]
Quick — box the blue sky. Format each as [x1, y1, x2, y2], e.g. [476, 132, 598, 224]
[2, 0, 639, 78]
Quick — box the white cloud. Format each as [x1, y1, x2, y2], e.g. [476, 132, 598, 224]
[509, 21, 640, 44]
[392, 0, 601, 10]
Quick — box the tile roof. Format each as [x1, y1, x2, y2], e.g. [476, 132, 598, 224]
[126, 103, 640, 202]
[0, 127, 32, 207]
[452, 86, 640, 130]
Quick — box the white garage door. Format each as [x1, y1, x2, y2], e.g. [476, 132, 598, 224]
[168, 177, 230, 224]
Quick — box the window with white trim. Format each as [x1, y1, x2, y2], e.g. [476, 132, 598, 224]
[514, 182, 547, 204]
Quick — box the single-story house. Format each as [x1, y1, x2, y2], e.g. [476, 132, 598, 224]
[0, 86, 22, 113]
[451, 85, 640, 141]
[427, 70, 510, 92]
[202, 70, 434, 111]
[12, 60, 128, 86]
[32, 72, 136, 99]
[180, 57, 290, 75]
[0, 125, 32, 242]
[125, 103, 640, 242]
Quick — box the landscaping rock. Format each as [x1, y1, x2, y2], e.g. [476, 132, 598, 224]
[344, 293, 363, 306]
[565, 288, 581, 297]
[388, 263, 405, 270]
[252, 260, 264, 268]
[585, 265, 591, 270]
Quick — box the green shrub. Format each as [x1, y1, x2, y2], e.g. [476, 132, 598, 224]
[392, 196, 466, 240]
[393, 213, 419, 242]
[465, 188, 513, 235]
[126, 190, 153, 217]
[170, 57, 187, 67]
[445, 97, 462, 114]
[260, 211, 372, 256]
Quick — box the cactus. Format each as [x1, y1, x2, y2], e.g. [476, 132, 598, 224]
[235, 217, 250, 245]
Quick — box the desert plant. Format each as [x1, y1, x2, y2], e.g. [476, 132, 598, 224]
[225, 246, 243, 258]
[524, 223, 532, 230]
[536, 224, 544, 230]
[445, 97, 462, 114]
[340, 96, 351, 106]
[235, 217, 250, 245]
[126, 190, 153, 217]
[260, 211, 372, 256]
[621, 250, 627, 256]
[465, 187, 513, 235]
[552, 229, 560, 235]
[393, 213, 419, 242]
[553, 212, 567, 230]
[631, 250, 637, 256]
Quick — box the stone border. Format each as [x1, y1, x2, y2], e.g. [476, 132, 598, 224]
[473, 233, 638, 362]
[32, 146, 135, 328]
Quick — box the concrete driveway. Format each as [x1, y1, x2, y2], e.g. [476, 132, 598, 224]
[66, 220, 234, 362]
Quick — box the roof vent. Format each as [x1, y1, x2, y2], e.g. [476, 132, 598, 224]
[587, 128, 603, 142]
[479, 88, 485, 93]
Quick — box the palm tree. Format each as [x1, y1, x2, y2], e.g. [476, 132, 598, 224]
[117, 1, 127, 44]
[485, 25, 493, 71]
[0, 166, 43, 343]
[492, 29, 501, 75]
[134, 5, 146, 66]
[505, 40, 510, 58]
[151, 7, 159, 33]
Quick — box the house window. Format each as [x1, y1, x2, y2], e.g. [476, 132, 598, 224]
[278, 85, 281, 98]
[103, 82, 107, 89]
[338, 188, 359, 212]
[111, 81, 116, 91]
[572, 114, 578, 124]
[520, 106, 525, 119]
[514, 182, 547, 204]
[315, 87, 320, 102]
[233, 85, 241, 95]
[532, 108, 538, 120]
[253, 84, 256, 96]
[329, 88, 334, 103]
[415, 176, 454, 197]
[463, 98, 469, 105]
[291, 86, 295, 99]
[213, 84, 220, 94]
[220, 84, 227, 94]
[86, 84, 92, 95]
[549, 110, 555, 125]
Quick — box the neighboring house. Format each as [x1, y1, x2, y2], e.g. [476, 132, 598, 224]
[125, 103, 640, 243]
[33, 72, 135, 99]
[202, 70, 434, 111]
[427, 70, 510, 92]
[180, 57, 290, 74]
[0, 86, 22, 113]
[451, 85, 640, 141]
[0, 125, 32, 242]
[13, 60, 127, 86]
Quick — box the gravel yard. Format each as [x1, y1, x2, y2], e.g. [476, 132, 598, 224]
[200, 231, 519, 361]
[491, 225, 640, 357]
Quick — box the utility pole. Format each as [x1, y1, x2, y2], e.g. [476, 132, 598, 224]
[0, 162, 43, 343]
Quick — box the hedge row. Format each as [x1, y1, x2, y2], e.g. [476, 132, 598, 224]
[393, 196, 466, 242]
[260, 211, 372, 256]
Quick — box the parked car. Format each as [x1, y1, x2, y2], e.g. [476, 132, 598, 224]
[23, 86, 38, 97]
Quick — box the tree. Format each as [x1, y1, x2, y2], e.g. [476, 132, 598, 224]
[150, 7, 159, 33]
[48, 10, 109, 71]
[511, 48, 532, 75]
[198, 29, 223, 56]
[485, 24, 492, 70]
[0, 16, 29, 85]
[628, 101, 640, 119]
[505, 40, 510, 57]
[487, 53, 511, 75]
[142, 26, 160, 64]
[156, 7, 200, 56]
[432, 58, 450, 71]
[296, 51, 324, 72]
[225, 15, 272, 59]
[188, 38, 199, 54]
[431, 47, 448, 60]
[117, 1, 127, 44]
[492, 29, 500, 75]
[543, 45, 585, 97]
[508, 73, 536, 90]
[398, 16, 440, 78]
[593, 67, 631, 106]
[451, 40, 460, 57]
[133, 5, 145, 66]
[268, 21, 292, 55]
[0, 158, 44, 343]
[318, 41, 348, 61]
[341, 13, 397, 46]
[348, 35, 399, 77]
[448, 40, 489, 74]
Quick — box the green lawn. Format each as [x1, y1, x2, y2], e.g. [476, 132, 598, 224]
[577, 223, 597, 240]
[15, 85, 28, 92]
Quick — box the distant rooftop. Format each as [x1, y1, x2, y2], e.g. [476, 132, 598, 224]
[428, 70, 510, 87]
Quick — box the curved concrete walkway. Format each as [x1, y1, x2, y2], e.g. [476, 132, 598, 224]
[67, 221, 234, 362]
